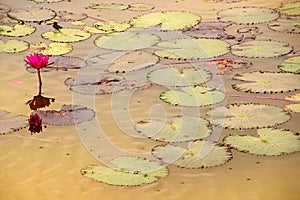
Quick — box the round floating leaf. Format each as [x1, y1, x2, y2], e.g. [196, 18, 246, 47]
[128, 3, 154, 11]
[232, 71, 300, 93]
[155, 38, 230, 60]
[0, 4, 10, 14]
[33, 104, 95, 125]
[31, 42, 73, 55]
[90, 3, 128, 10]
[30, 0, 64, 3]
[182, 22, 233, 39]
[71, 20, 86, 26]
[135, 116, 212, 143]
[284, 93, 300, 113]
[0, 110, 28, 135]
[152, 140, 232, 168]
[84, 20, 130, 34]
[224, 128, 300, 156]
[42, 28, 91, 43]
[108, 51, 159, 73]
[8, 7, 56, 22]
[0, 24, 35, 37]
[148, 68, 212, 87]
[131, 11, 201, 31]
[217, 6, 279, 24]
[268, 17, 300, 34]
[231, 40, 293, 58]
[57, 11, 87, 22]
[278, 2, 300, 16]
[207, 103, 291, 129]
[160, 86, 226, 107]
[0, 39, 29, 53]
[94, 32, 160, 51]
[278, 56, 300, 73]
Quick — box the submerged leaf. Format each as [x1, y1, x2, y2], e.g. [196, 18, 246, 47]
[154, 38, 230, 60]
[0, 24, 35, 37]
[160, 86, 226, 107]
[268, 17, 300, 34]
[224, 128, 300, 156]
[128, 3, 154, 11]
[231, 40, 293, 58]
[147, 67, 212, 87]
[232, 71, 300, 93]
[152, 140, 232, 168]
[0, 110, 28, 134]
[217, 6, 279, 24]
[90, 3, 128, 10]
[135, 116, 212, 142]
[278, 56, 300, 73]
[207, 103, 291, 129]
[33, 104, 95, 125]
[42, 28, 91, 43]
[58, 11, 87, 22]
[0, 39, 29, 53]
[131, 11, 201, 30]
[8, 7, 56, 22]
[0, 4, 11, 14]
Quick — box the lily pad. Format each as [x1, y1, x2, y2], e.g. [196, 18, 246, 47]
[0, 39, 29, 53]
[81, 156, 168, 186]
[57, 11, 87, 22]
[0, 110, 28, 135]
[128, 3, 154, 11]
[278, 2, 300, 16]
[154, 38, 230, 60]
[232, 71, 300, 93]
[224, 128, 300, 156]
[135, 116, 212, 143]
[160, 86, 226, 107]
[182, 22, 234, 39]
[268, 17, 300, 34]
[94, 32, 160, 51]
[42, 28, 91, 43]
[108, 51, 159, 73]
[284, 93, 300, 113]
[207, 103, 291, 129]
[84, 20, 130, 34]
[90, 3, 128, 10]
[204, 58, 252, 75]
[30, 0, 64, 3]
[0, 23, 35, 37]
[131, 11, 201, 31]
[26, 56, 87, 72]
[231, 40, 293, 58]
[33, 104, 95, 125]
[8, 7, 56, 22]
[217, 6, 279, 24]
[152, 140, 232, 168]
[0, 4, 11, 14]
[147, 67, 212, 87]
[31, 42, 73, 55]
[278, 56, 300, 73]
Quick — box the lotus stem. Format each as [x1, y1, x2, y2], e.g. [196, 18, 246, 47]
[37, 68, 42, 95]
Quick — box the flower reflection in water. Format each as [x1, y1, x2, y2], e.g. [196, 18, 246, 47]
[28, 113, 43, 134]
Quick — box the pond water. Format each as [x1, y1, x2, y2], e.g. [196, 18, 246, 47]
[0, 0, 299, 199]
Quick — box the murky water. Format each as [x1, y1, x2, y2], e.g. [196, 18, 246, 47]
[0, 0, 299, 199]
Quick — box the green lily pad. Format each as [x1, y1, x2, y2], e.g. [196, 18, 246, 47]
[147, 68, 212, 87]
[231, 40, 293, 58]
[207, 103, 291, 129]
[31, 42, 73, 55]
[130, 11, 201, 30]
[84, 20, 130, 34]
[278, 2, 300, 16]
[8, 7, 56, 22]
[81, 157, 168, 186]
[90, 3, 128, 10]
[268, 17, 300, 34]
[94, 31, 160, 51]
[154, 38, 230, 60]
[0, 23, 35, 37]
[160, 86, 226, 107]
[284, 93, 300, 113]
[232, 71, 300, 93]
[152, 140, 232, 168]
[217, 6, 279, 24]
[135, 116, 212, 143]
[278, 56, 300, 73]
[128, 3, 154, 12]
[108, 51, 159, 73]
[224, 128, 300, 156]
[42, 28, 91, 43]
[30, 0, 64, 3]
[0, 110, 28, 135]
[0, 39, 29, 53]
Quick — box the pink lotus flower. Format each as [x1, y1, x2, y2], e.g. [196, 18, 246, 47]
[25, 53, 53, 69]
